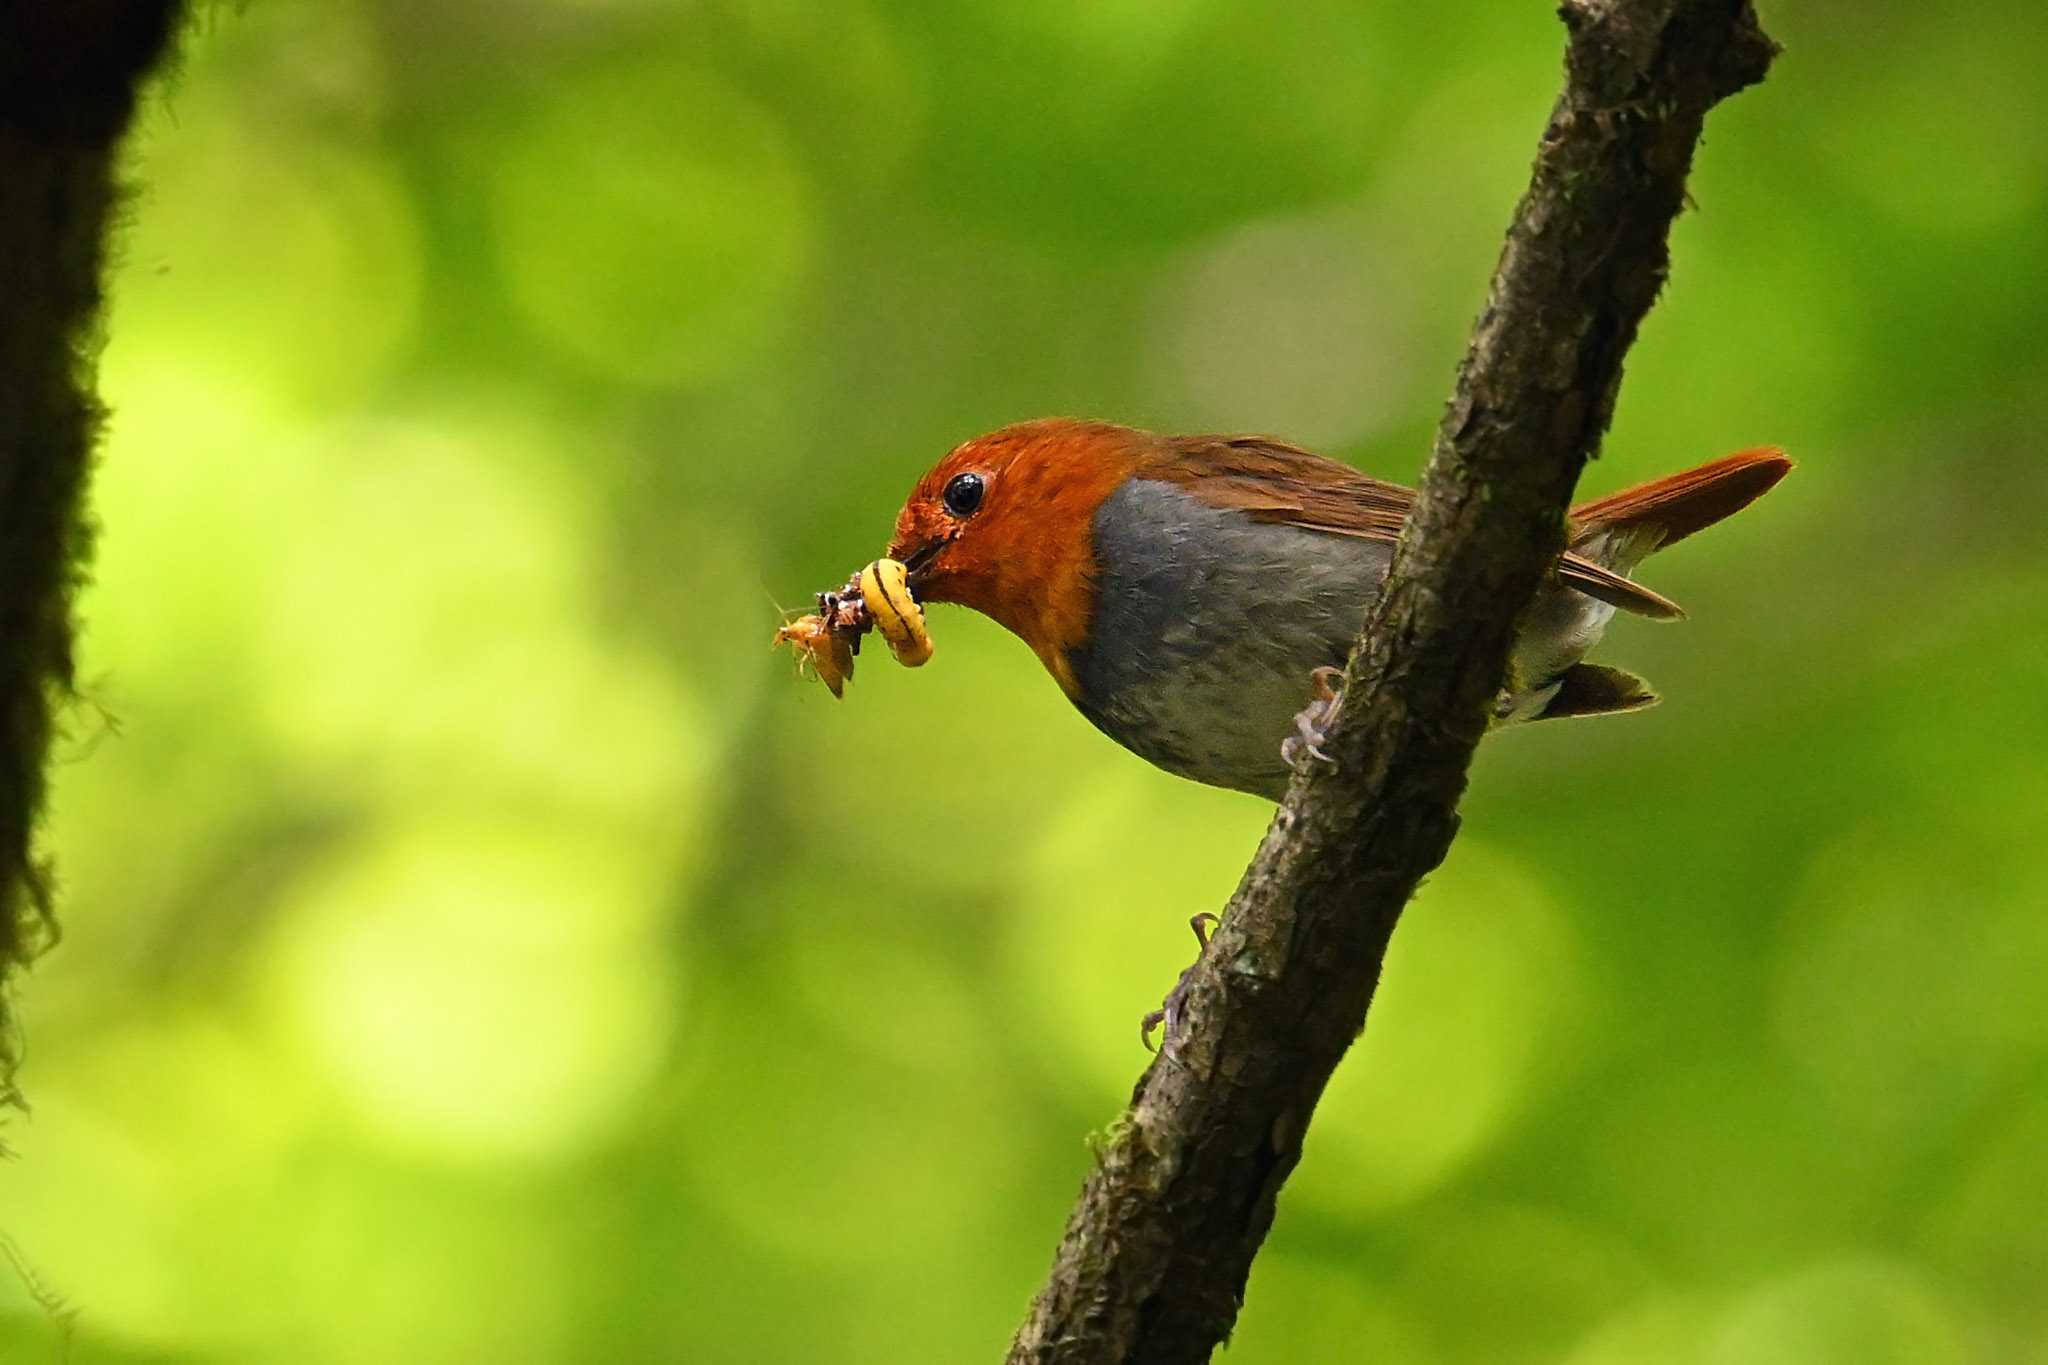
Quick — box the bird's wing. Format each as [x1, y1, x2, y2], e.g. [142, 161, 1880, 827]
[1149, 435, 1683, 620]
[1151, 435, 1412, 536]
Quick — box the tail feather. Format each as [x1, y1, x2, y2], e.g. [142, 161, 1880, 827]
[1570, 447, 1792, 557]
[1534, 663, 1661, 721]
[1558, 556, 1685, 620]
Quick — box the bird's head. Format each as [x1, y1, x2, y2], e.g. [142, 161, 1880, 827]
[887, 418, 1145, 694]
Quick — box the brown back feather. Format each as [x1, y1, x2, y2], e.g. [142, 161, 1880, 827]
[1147, 434, 1687, 620]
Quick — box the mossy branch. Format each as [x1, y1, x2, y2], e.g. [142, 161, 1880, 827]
[1008, 2, 1777, 1361]
[0, 0, 187, 1110]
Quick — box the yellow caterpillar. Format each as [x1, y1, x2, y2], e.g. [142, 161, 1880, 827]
[858, 558, 933, 668]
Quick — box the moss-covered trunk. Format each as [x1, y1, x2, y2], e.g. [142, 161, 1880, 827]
[0, 1, 186, 1105]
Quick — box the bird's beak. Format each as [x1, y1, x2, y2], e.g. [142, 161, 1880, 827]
[896, 536, 946, 595]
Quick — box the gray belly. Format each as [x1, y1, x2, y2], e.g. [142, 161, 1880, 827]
[1068, 480, 1389, 800]
[1067, 478, 1616, 800]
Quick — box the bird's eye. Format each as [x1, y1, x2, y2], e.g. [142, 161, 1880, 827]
[942, 471, 986, 518]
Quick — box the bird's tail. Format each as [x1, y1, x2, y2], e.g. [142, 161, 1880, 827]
[1568, 447, 1792, 574]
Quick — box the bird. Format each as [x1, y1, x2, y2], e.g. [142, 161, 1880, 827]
[884, 418, 1790, 802]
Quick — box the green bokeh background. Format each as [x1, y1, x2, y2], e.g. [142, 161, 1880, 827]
[5, 1, 2046, 1361]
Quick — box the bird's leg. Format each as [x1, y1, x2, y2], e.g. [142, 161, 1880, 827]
[1140, 912, 1221, 1052]
[1280, 665, 1345, 771]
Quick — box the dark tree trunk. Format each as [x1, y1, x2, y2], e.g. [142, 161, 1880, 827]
[0, 0, 186, 1106]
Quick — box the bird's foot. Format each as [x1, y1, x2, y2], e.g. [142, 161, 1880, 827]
[1141, 913, 1220, 1052]
[1280, 666, 1344, 771]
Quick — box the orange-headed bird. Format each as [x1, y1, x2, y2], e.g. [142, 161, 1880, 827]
[885, 419, 1790, 801]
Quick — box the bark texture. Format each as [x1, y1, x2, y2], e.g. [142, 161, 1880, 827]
[1008, 2, 1777, 1361]
[0, 0, 186, 1106]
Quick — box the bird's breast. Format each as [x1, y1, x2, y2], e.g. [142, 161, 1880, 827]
[1066, 478, 1391, 800]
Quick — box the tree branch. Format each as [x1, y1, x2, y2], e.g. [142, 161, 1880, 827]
[0, 0, 186, 1108]
[1007, 3, 1776, 1361]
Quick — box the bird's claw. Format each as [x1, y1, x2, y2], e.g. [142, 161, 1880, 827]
[1141, 913, 1221, 1052]
[1281, 666, 1344, 771]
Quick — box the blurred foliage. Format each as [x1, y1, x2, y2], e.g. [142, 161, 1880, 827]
[1, 0, 2044, 1360]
